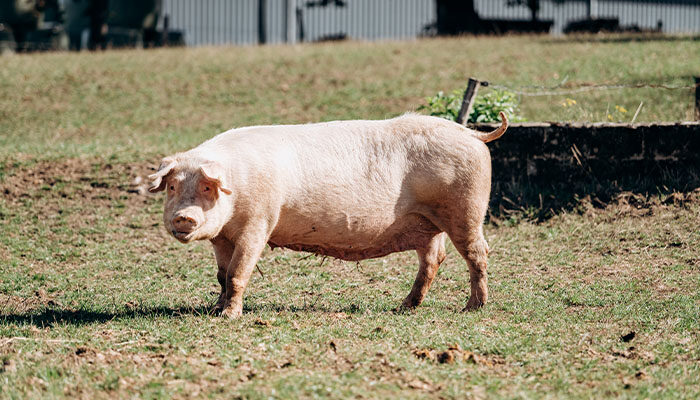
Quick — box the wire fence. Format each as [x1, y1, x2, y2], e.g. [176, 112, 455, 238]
[439, 77, 700, 125]
[487, 81, 699, 97]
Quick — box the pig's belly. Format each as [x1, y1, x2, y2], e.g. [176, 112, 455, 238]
[268, 211, 441, 261]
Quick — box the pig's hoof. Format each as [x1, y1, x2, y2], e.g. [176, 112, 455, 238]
[400, 297, 421, 310]
[393, 302, 418, 314]
[220, 306, 243, 319]
[210, 295, 227, 314]
[462, 297, 485, 312]
[210, 302, 225, 314]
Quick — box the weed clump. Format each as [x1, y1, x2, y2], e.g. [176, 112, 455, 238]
[419, 89, 525, 123]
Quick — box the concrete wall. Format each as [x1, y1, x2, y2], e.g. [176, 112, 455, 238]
[471, 121, 700, 214]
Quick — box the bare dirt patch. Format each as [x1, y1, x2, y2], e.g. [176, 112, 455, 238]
[0, 157, 169, 252]
[1, 158, 156, 209]
[412, 344, 505, 367]
[606, 190, 700, 218]
[0, 290, 61, 314]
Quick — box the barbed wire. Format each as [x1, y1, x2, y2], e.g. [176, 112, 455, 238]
[483, 81, 697, 97]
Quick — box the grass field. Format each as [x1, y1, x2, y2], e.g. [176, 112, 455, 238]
[1, 35, 699, 161]
[1, 35, 699, 398]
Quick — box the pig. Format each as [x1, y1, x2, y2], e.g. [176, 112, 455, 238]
[149, 112, 508, 318]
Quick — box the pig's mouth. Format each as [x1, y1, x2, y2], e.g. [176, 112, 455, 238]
[172, 230, 196, 243]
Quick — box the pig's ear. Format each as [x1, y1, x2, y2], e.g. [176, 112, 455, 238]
[199, 162, 232, 195]
[148, 157, 176, 193]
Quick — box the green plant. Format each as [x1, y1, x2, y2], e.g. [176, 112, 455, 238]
[471, 89, 525, 123]
[419, 89, 524, 123]
[418, 90, 463, 121]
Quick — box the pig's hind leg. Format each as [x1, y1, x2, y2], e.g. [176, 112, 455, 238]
[432, 194, 491, 311]
[401, 232, 447, 309]
[451, 229, 489, 311]
[211, 237, 234, 312]
[444, 209, 490, 311]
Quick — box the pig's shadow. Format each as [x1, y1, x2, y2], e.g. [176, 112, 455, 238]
[1, 302, 386, 328]
[0, 305, 213, 328]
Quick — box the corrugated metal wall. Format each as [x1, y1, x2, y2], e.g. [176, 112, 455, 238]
[161, 0, 434, 46]
[159, 0, 700, 47]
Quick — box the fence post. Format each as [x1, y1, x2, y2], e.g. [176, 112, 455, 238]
[258, 0, 267, 45]
[456, 78, 481, 126]
[286, 0, 297, 44]
[161, 15, 169, 47]
[695, 76, 699, 121]
[296, 7, 305, 42]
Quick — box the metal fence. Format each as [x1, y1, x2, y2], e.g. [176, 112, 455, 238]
[159, 0, 700, 47]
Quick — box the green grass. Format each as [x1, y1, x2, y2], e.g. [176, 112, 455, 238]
[1, 35, 699, 398]
[1, 35, 698, 161]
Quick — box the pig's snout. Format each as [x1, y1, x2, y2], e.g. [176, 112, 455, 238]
[171, 213, 200, 238]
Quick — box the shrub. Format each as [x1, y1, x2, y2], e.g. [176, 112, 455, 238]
[419, 89, 524, 123]
[418, 90, 463, 121]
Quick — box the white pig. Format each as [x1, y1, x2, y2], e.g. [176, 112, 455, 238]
[149, 112, 508, 318]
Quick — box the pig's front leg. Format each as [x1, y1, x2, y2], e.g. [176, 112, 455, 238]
[221, 227, 268, 319]
[211, 236, 235, 313]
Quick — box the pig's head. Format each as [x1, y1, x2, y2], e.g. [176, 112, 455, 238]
[148, 156, 233, 243]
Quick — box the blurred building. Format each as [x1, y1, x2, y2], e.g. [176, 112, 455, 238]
[1, 0, 699, 51]
[157, 0, 700, 47]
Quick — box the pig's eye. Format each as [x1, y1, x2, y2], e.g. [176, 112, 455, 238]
[203, 186, 211, 192]
[169, 185, 175, 191]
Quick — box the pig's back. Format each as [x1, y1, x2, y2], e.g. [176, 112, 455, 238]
[201, 114, 485, 187]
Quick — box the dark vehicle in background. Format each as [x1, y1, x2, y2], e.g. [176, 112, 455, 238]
[0, 0, 182, 53]
[0, 0, 66, 52]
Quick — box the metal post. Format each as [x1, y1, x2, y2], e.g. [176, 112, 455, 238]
[286, 0, 297, 44]
[296, 7, 305, 43]
[258, 0, 267, 45]
[456, 78, 481, 126]
[162, 15, 169, 47]
[695, 76, 700, 121]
